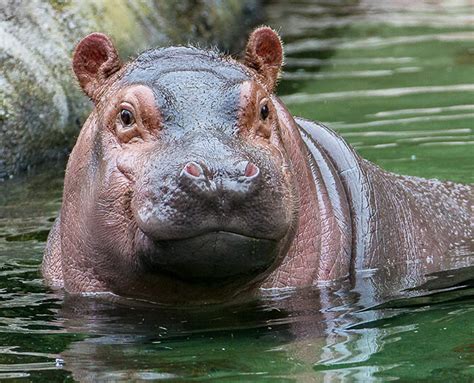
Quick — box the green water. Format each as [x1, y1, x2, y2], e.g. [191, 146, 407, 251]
[276, 0, 474, 183]
[0, 1, 473, 381]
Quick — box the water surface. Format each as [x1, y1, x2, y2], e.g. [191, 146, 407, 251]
[0, 0, 473, 381]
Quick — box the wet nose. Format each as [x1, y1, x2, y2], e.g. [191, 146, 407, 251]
[180, 161, 260, 182]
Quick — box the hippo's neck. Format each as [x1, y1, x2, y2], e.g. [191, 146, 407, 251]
[263, 98, 353, 288]
[295, 118, 380, 275]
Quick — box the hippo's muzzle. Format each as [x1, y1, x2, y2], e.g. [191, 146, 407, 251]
[133, 152, 291, 283]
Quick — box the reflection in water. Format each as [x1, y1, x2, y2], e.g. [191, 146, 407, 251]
[12, 279, 469, 382]
[41, 284, 369, 381]
[0, 0, 473, 381]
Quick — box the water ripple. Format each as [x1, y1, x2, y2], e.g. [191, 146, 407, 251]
[283, 67, 421, 80]
[281, 84, 474, 103]
[340, 128, 471, 138]
[369, 104, 474, 118]
[330, 113, 474, 130]
[418, 141, 473, 146]
[284, 57, 415, 67]
[285, 32, 474, 54]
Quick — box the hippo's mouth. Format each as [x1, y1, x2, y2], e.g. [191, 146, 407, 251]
[146, 231, 279, 282]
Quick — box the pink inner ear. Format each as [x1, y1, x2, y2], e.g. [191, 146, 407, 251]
[79, 37, 109, 75]
[254, 30, 282, 66]
[72, 33, 121, 99]
[73, 34, 112, 77]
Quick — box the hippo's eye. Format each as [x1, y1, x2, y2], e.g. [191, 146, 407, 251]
[120, 109, 135, 127]
[260, 103, 269, 120]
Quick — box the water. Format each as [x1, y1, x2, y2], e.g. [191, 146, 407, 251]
[0, 0, 473, 381]
[275, 0, 474, 184]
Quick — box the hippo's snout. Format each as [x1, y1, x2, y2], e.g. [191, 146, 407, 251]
[134, 156, 284, 241]
[132, 152, 292, 282]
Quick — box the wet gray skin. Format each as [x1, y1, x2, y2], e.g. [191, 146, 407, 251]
[117, 50, 294, 281]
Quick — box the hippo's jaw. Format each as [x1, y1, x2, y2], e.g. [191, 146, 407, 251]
[143, 231, 279, 283]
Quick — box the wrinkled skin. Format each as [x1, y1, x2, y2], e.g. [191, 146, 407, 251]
[43, 28, 473, 304]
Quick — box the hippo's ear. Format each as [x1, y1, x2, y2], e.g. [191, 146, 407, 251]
[72, 33, 122, 101]
[244, 27, 283, 92]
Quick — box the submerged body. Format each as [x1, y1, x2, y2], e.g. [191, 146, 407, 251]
[43, 28, 472, 303]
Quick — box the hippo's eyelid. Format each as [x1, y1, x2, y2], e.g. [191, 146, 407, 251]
[119, 101, 135, 111]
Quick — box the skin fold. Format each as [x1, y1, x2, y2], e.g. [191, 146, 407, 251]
[42, 27, 473, 304]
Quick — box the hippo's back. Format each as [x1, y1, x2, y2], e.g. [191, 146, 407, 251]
[296, 118, 473, 293]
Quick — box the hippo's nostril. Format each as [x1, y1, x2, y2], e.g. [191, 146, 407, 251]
[181, 161, 204, 178]
[244, 162, 260, 179]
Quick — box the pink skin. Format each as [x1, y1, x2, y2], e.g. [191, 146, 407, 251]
[263, 97, 352, 288]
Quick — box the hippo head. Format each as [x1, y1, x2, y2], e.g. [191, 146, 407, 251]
[66, 28, 299, 301]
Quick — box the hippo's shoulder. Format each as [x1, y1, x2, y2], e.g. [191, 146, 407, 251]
[294, 117, 364, 179]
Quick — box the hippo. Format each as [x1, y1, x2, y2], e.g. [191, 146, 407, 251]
[42, 27, 472, 303]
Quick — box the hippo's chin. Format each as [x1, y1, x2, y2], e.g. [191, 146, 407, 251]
[145, 231, 279, 283]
